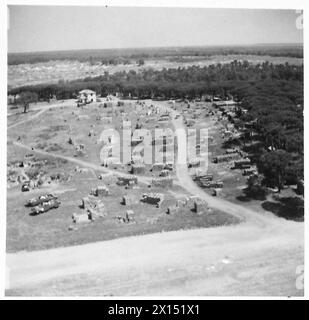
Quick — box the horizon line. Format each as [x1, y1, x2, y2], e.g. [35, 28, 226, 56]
[8, 42, 304, 55]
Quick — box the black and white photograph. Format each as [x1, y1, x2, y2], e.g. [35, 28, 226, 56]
[1, 0, 307, 299]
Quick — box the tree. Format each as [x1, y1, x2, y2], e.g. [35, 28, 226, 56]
[16, 91, 38, 113]
[137, 59, 145, 66]
[245, 174, 267, 200]
[257, 150, 291, 192]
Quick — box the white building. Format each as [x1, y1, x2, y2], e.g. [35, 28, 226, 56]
[78, 89, 96, 104]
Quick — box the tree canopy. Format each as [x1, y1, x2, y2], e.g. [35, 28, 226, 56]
[15, 91, 38, 113]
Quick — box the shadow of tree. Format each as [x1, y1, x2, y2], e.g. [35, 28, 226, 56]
[236, 186, 267, 202]
[222, 137, 242, 149]
[262, 197, 304, 221]
[242, 140, 263, 154]
[242, 141, 264, 163]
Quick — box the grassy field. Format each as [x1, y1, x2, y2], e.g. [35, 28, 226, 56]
[7, 100, 240, 253]
[6, 158, 239, 252]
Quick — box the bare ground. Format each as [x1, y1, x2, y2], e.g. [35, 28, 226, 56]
[6, 222, 303, 296]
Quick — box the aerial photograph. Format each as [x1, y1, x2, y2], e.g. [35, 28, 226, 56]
[5, 4, 304, 297]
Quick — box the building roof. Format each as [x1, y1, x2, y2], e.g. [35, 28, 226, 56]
[214, 100, 237, 107]
[79, 89, 96, 94]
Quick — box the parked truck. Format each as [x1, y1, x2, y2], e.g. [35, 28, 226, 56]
[31, 199, 61, 215]
[25, 194, 58, 207]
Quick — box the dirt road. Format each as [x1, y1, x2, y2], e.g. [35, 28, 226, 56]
[8, 100, 75, 129]
[171, 114, 279, 226]
[6, 222, 303, 296]
[12, 141, 153, 185]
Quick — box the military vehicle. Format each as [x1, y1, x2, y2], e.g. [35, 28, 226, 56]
[31, 199, 61, 215]
[21, 182, 30, 192]
[25, 194, 58, 207]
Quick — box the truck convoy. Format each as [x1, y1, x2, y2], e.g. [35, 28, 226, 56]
[25, 193, 61, 215]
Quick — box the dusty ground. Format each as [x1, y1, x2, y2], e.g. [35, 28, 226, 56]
[6, 98, 304, 296]
[6, 222, 303, 296]
[7, 99, 238, 252]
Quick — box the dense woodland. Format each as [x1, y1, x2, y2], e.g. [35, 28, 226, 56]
[9, 60, 304, 194]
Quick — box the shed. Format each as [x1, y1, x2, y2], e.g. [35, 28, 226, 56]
[122, 194, 139, 206]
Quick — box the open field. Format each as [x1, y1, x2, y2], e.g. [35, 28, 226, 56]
[8, 44, 303, 65]
[8, 54, 303, 89]
[7, 99, 242, 253]
[7, 161, 238, 252]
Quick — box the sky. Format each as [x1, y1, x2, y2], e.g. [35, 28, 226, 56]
[8, 6, 303, 53]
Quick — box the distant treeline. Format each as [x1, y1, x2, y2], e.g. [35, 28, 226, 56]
[8, 44, 303, 65]
[9, 61, 303, 104]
